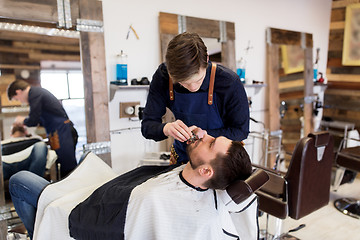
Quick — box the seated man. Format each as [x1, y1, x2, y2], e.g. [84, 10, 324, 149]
[10, 130, 257, 240]
[2, 124, 49, 180]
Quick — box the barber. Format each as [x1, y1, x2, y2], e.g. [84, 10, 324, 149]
[141, 32, 249, 164]
[7, 80, 78, 178]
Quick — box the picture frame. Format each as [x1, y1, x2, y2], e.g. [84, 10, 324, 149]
[281, 45, 304, 74]
[342, 3, 360, 66]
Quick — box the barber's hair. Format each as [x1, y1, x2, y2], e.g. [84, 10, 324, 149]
[7, 80, 29, 100]
[205, 141, 252, 190]
[165, 32, 208, 83]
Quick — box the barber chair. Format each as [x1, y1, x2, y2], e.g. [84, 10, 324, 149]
[252, 131, 334, 239]
[333, 136, 360, 219]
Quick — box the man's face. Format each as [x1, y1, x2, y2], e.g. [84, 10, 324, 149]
[187, 133, 232, 168]
[12, 89, 28, 104]
[177, 67, 207, 92]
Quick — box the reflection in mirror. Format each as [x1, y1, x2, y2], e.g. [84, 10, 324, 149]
[278, 44, 305, 155]
[266, 28, 313, 169]
[202, 37, 222, 63]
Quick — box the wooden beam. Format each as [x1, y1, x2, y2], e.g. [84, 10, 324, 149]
[269, 28, 313, 47]
[303, 47, 314, 136]
[327, 81, 360, 90]
[327, 58, 343, 67]
[0, 0, 80, 26]
[159, 12, 178, 35]
[330, 21, 345, 30]
[332, 0, 360, 9]
[279, 79, 304, 90]
[221, 39, 236, 71]
[13, 41, 80, 52]
[0, 30, 79, 45]
[79, 0, 110, 153]
[327, 73, 360, 82]
[331, 8, 346, 21]
[186, 16, 220, 39]
[267, 43, 280, 132]
[28, 52, 80, 61]
[0, 0, 57, 23]
[0, 64, 40, 70]
[0, 46, 30, 54]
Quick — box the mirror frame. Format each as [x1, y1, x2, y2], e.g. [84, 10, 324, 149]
[266, 27, 314, 136]
[159, 12, 236, 71]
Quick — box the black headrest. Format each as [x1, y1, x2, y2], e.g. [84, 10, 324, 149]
[226, 169, 269, 204]
[308, 131, 330, 147]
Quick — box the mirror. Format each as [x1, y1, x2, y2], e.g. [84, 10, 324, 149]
[279, 44, 305, 154]
[203, 37, 222, 63]
[266, 28, 313, 167]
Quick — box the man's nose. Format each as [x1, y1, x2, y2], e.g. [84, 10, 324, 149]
[202, 132, 214, 142]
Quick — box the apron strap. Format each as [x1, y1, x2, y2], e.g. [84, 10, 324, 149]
[208, 63, 217, 105]
[169, 76, 174, 100]
[168, 62, 217, 106]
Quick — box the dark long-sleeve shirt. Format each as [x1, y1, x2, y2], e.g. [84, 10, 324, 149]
[24, 87, 69, 130]
[141, 62, 249, 142]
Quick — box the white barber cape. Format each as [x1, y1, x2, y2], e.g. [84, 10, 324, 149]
[125, 165, 258, 240]
[34, 153, 258, 240]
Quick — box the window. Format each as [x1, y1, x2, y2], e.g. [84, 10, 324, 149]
[41, 70, 86, 161]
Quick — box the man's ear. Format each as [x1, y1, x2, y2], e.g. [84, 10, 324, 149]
[198, 165, 214, 179]
[207, 55, 209, 63]
[15, 89, 22, 95]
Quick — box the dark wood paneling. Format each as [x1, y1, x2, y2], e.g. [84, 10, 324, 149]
[331, 8, 346, 22]
[269, 28, 312, 47]
[186, 16, 220, 39]
[159, 12, 178, 35]
[325, 0, 360, 129]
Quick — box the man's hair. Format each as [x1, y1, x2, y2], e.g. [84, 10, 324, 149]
[204, 141, 252, 190]
[11, 124, 30, 137]
[165, 32, 208, 83]
[7, 80, 29, 100]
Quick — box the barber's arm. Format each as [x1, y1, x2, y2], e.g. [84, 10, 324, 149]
[206, 80, 249, 141]
[141, 64, 172, 141]
[23, 91, 43, 127]
[14, 116, 26, 125]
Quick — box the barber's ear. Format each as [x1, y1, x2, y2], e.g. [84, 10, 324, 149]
[199, 165, 213, 178]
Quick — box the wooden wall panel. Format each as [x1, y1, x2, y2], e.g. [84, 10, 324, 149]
[186, 16, 220, 39]
[325, 1, 360, 129]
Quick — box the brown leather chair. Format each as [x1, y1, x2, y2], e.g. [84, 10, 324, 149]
[334, 137, 360, 219]
[252, 131, 334, 236]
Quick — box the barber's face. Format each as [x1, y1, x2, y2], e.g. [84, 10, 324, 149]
[12, 89, 28, 104]
[178, 67, 207, 92]
[187, 133, 232, 166]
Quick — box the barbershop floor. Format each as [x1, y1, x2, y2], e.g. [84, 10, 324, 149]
[259, 176, 360, 240]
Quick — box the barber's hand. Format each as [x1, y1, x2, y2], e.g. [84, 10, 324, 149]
[14, 116, 26, 125]
[163, 120, 193, 142]
[189, 126, 207, 139]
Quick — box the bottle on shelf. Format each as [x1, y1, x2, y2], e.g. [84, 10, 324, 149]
[313, 48, 320, 83]
[116, 50, 128, 85]
[236, 57, 246, 84]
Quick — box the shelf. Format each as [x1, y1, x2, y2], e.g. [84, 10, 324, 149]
[244, 84, 267, 88]
[109, 84, 149, 101]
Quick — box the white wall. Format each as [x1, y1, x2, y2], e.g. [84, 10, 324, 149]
[102, 0, 332, 173]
